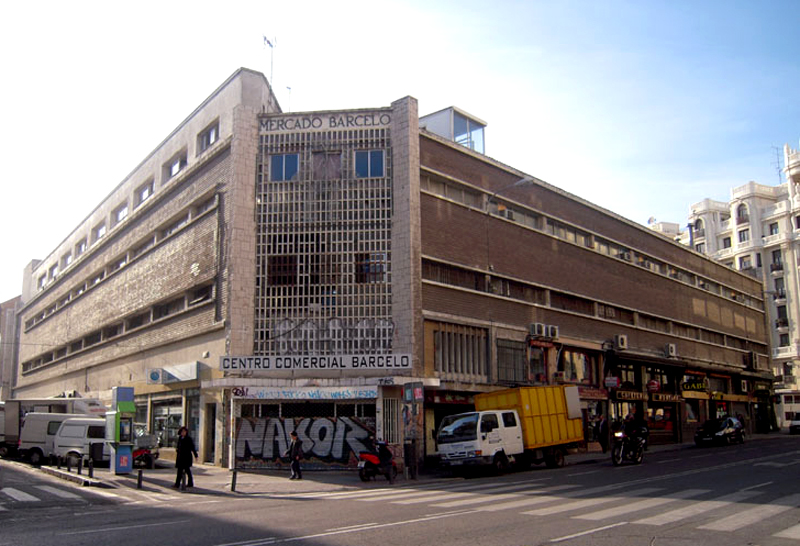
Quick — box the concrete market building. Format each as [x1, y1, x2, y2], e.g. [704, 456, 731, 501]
[11, 68, 773, 469]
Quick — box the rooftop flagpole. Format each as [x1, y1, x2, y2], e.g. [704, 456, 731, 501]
[263, 36, 275, 85]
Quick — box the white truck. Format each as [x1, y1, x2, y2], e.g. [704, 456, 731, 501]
[436, 385, 584, 472]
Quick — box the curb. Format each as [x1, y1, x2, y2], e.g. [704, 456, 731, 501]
[39, 465, 103, 487]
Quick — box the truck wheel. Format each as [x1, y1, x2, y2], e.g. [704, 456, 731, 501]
[545, 448, 565, 468]
[0, 445, 8, 458]
[29, 449, 43, 466]
[492, 453, 509, 474]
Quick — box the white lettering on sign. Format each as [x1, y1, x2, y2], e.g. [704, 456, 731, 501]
[231, 386, 378, 400]
[220, 354, 412, 372]
[260, 113, 392, 133]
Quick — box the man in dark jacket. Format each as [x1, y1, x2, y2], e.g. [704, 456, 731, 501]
[285, 431, 303, 480]
[173, 426, 198, 489]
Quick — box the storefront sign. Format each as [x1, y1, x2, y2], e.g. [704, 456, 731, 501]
[578, 386, 608, 400]
[710, 391, 725, 400]
[604, 377, 620, 388]
[615, 390, 648, 401]
[260, 112, 392, 133]
[528, 340, 555, 348]
[231, 386, 378, 400]
[221, 354, 412, 372]
[647, 380, 661, 393]
[681, 380, 708, 392]
[425, 392, 473, 404]
[651, 393, 681, 403]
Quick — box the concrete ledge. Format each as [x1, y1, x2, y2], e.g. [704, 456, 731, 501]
[39, 465, 105, 487]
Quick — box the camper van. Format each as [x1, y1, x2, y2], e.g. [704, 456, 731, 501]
[53, 417, 109, 465]
[18, 413, 87, 465]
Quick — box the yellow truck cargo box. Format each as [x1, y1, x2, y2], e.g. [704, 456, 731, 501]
[474, 385, 583, 450]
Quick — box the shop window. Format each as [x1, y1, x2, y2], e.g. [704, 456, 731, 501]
[559, 350, 596, 384]
[685, 399, 699, 422]
[153, 400, 183, 448]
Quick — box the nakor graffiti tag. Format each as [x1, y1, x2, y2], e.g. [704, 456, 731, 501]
[235, 416, 376, 469]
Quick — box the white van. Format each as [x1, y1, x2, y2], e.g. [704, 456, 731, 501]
[18, 413, 86, 465]
[53, 417, 109, 465]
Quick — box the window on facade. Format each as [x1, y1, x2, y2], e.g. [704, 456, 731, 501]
[780, 334, 790, 347]
[113, 203, 129, 225]
[188, 285, 213, 305]
[312, 151, 342, 180]
[355, 150, 384, 178]
[453, 112, 485, 154]
[153, 297, 186, 320]
[75, 238, 87, 257]
[160, 214, 189, 239]
[37, 275, 46, 290]
[736, 204, 749, 222]
[270, 153, 299, 181]
[135, 180, 154, 207]
[165, 152, 188, 180]
[777, 305, 788, 320]
[496, 339, 529, 384]
[772, 249, 783, 265]
[92, 222, 106, 244]
[558, 350, 596, 384]
[433, 323, 487, 377]
[738, 229, 749, 243]
[695, 243, 705, 253]
[198, 121, 219, 154]
[268, 255, 298, 285]
[739, 255, 752, 269]
[355, 252, 387, 283]
[49, 263, 58, 280]
[126, 311, 150, 330]
[722, 237, 731, 249]
[61, 252, 72, 269]
[770, 222, 780, 235]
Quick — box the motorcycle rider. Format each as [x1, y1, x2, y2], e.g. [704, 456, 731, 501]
[623, 407, 648, 450]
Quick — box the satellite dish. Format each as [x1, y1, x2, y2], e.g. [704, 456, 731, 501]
[647, 216, 656, 225]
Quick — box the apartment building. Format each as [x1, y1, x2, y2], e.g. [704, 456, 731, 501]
[12, 68, 773, 470]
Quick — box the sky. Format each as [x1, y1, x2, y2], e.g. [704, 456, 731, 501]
[1, 0, 798, 303]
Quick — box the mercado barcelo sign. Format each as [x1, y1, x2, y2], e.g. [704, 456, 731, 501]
[220, 354, 411, 372]
[261, 112, 392, 133]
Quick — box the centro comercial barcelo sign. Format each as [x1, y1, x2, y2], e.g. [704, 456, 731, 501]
[220, 354, 411, 372]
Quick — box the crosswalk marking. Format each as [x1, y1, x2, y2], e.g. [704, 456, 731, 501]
[698, 493, 800, 531]
[522, 487, 662, 516]
[357, 480, 546, 503]
[475, 484, 618, 512]
[633, 491, 762, 526]
[1, 487, 40, 502]
[575, 489, 709, 521]
[775, 523, 800, 539]
[35, 485, 82, 500]
[392, 482, 543, 505]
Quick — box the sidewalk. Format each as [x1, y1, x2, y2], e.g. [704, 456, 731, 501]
[28, 430, 790, 496]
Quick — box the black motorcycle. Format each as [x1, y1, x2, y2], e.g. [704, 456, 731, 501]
[611, 426, 646, 466]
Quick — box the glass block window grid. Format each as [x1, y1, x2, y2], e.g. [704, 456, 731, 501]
[255, 127, 394, 355]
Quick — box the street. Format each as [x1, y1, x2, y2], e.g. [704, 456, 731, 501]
[3, 435, 800, 546]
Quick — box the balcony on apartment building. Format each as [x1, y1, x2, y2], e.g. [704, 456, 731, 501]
[775, 317, 790, 330]
[773, 344, 800, 361]
[773, 289, 788, 303]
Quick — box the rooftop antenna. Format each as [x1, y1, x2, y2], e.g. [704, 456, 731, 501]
[771, 145, 784, 185]
[263, 36, 276, 85]
[286, 86, 292, 112]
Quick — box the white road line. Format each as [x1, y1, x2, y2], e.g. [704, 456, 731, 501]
[432, 491, 541, 508]
[633, 490, 762, 526]
[60, 519, 193, 536]
[740, 481, 773, 492]
[657, 458, 681, 464]
[567, 470, 599, 477]
[575, 489, 708, 521]
[550, 521, 629, 543]
[354, 481, 539, 502]
[522, 487, 662, 516]
[475, 484, 614, 512]
[698, 493, 800, 531]
[775, 523, 800, 539]
[392, 482, 545, 505]
[1, 488, 40, 502]
[35, 485, 82, 500]
[81, 489, 125, 500]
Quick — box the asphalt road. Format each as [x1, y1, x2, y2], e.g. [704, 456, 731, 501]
[4, 436, 800, 546]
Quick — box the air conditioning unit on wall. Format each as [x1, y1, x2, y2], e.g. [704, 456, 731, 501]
[615, 334, 628, 350]
[665, 343, 677, 357]
[547, 325, 559, 338]
[529, 323, 546, 337]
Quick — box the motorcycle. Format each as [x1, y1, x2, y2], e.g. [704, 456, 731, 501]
[611, 426, 647, 466]
[358, 443, 398, 482]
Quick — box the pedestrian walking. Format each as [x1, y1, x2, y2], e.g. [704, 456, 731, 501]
[597, 414, 610, 453]
[173, 426, 198, 490]
[285, 430, 304, 480]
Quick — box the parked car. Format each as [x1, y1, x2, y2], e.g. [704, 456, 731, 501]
[694, 417, 745, 446]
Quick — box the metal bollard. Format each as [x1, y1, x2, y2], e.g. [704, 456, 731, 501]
[57, 457, 61, 470]
[88, 458, 94, 479]
[231, 470, 237, 492]
[77, 458, 83, 476]
[66, 457, 72, 473]
[137, 469, 143, 489]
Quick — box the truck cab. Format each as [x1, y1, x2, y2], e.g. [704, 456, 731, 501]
[436, 410, 524, 471]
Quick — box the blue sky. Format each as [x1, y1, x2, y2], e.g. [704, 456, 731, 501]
[0, 0, 798, 302]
